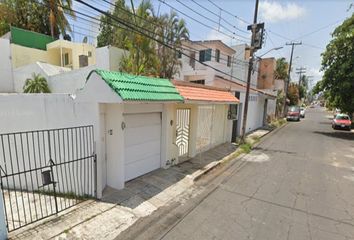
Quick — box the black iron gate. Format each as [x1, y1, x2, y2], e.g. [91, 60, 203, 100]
[0, 125, 96, 232]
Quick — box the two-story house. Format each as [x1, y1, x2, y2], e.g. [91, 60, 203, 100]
[0, 27, 127, 93]
[176, 40, 276, 140]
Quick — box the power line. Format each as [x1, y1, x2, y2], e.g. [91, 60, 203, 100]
[85, 0, 251, 66]
[69, 0, 251, 84]
[175, 0, 249, 38]
[157, 0, 250, 43]
[94, 0, 249, 66]
[190, 0, 249, 35]
[294, 18, 345, 41]
[206, 0, 251, 25]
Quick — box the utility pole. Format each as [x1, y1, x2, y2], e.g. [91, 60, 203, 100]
[282, 41, 302, 116]
[296, 67, 306, 85]
[241, 0, 262, 142]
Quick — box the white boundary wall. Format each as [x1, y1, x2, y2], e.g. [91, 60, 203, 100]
[0, 94, 102, 197]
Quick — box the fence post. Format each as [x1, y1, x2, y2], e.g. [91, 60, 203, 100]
[0, 190, 7, 240]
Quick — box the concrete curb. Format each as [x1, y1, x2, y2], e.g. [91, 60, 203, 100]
[191, 122, 288, 182]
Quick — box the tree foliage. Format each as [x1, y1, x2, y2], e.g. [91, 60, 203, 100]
[23, 73, 51, 93]
[317, 13, 354, 115]
[288, 82, 299, 106]
[274, 57, 288, 80]
[0, 0, 75, 38]
[96, 0, 189, 78]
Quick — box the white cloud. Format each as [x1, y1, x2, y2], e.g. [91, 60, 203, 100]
[259, 1, 305, 23]
[206, 29, 233, 45]
[205, 28, 251, 46]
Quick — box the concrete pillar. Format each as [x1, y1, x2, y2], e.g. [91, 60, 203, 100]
[0, 191, 7, 240]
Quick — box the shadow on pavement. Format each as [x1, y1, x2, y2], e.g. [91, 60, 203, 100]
[101, 143, 237, 209]
[318, 121, 332, 125]
[313, 130, 354, 140]
[253, 147, 297, 155]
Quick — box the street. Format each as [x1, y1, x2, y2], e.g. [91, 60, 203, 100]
[160, 107, 354, 240]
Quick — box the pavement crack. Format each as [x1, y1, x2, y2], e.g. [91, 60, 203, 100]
[286, 224, 292, 240]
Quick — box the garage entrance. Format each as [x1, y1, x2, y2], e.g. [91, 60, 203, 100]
[124, 113, 162, 181]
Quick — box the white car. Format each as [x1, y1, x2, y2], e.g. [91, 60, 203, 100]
[300, 107, 305, 118]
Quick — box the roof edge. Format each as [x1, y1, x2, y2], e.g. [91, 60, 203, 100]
[172, 80, 232, 92]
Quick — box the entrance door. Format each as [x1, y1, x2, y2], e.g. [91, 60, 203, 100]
[124, 113, 161, 181]
[176, 109, 191, 160]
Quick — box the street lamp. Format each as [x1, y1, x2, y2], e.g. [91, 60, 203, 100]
[256, 47, 283, 58]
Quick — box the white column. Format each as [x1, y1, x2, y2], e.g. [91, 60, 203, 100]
[0, 191, 7, 240]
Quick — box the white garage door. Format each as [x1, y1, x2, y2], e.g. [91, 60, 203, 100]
[124, 112, 161, 181]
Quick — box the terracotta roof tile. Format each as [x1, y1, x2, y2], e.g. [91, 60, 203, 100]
[174, 83, 239, 103]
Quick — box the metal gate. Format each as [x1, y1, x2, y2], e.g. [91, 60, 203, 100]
[176, 109, 191, 158]
[0, 125, 96, 232]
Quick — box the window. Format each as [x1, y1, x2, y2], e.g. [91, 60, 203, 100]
[190, 80, 205, 85]
[215, 49, 220, 62]
[199, 49, 212, 62]
[227, 55, 231, 67]
[63, 53, 69, 66]
[228, 104, 238, 120]
[88, 51, 92, 57]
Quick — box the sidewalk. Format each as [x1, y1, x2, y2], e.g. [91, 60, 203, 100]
[9, 129, 271, 240]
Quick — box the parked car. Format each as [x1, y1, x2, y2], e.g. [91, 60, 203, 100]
[332, 114, 352, 131]
[287, 106, 301, 121]
[300, 107, 305, 118]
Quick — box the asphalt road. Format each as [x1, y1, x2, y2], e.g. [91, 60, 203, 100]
[161, 107, 354, 240]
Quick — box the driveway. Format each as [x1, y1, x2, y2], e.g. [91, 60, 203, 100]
[148, 107, 354, 240]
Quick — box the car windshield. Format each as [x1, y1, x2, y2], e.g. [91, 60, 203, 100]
[289, 106, 300, 111]
[336, 115, 349, 120]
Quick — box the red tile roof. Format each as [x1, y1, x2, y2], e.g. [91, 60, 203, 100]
[173, 81, 239, 103]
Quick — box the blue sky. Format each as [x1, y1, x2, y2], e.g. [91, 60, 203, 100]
[71, 0, 353, 87]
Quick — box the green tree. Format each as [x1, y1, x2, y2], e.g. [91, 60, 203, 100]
[120, 0, 159, 75]
[156, 11, 189, 78]
[96, 0, 189, 77]
[318, 13, 354, 115]
[23, 73, 51, 93]
[45, 0, 76, 38]
[274, 58, 288, 80]
[288, 82, 299, 105]
[97, 0, 132, 48]
[0, 0, 75, 38]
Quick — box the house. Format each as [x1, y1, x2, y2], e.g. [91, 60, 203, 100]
[0, 27, 128, 93]
[78, 69, 239, 190]
[0, 68, 238, 197]
[3, 27, 96, 70]
[177, 40, 276, 140]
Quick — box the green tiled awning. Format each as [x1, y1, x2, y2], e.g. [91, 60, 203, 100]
[88, 69, 184, 102]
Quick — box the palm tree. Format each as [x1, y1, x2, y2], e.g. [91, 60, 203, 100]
[120, 0, 160, 76]
[46, 0, 76, 38]
[23, 73, 51, 93]
[157, 11, 189, 78]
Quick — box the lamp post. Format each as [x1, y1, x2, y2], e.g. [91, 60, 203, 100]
[241, 46, 283, 142]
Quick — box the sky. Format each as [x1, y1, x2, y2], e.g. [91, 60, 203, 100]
[71, 0, 354, 88]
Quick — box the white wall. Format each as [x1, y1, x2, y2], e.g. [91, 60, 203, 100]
[0, 38, 14, 93]
[238, 92, 266, 133]
[0, 94, 102, 197]
[48, 65, 95, 93]
[96, 46, 128, 72]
